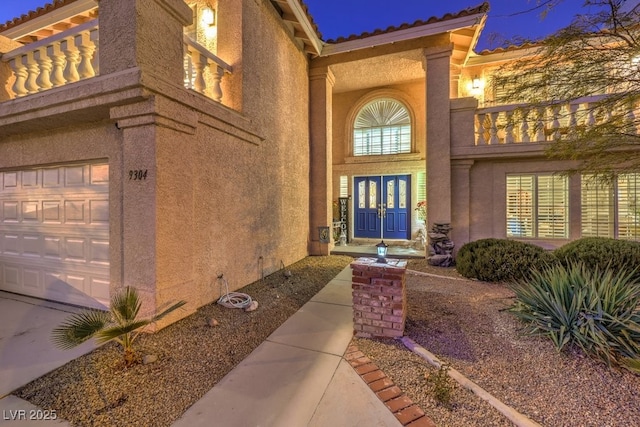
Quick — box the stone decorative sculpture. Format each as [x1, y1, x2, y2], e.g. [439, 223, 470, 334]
[427, 222, 455, 267]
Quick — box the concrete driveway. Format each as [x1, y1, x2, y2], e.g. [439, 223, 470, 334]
[0, 292, 96, 398]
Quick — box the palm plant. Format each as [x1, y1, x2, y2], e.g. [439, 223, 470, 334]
[52, 286, 186, 366]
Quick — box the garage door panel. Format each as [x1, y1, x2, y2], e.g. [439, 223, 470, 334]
[2, 201, 19, 221]
[0, 164, 110, 308]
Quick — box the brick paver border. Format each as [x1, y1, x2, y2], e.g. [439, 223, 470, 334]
[345, 344, 437, 427]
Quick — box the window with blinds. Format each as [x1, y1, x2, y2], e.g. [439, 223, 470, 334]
[617, 174, 640, 239]
[353, 99, 411, 156]
[506, 174, 568, 238]
[581, 176, 614, 237]
[417, 172, 426, 204]
[580, 174, 640, 240]
[339, 176, 348, 198]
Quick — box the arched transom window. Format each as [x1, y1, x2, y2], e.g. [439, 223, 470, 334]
[353, 98, 411, 156]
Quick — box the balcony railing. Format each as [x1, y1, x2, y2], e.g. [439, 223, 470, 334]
[183, 35, 232, 103]
[2, 19, 99, 98]
[474, 95, 637, 145]
[1, 21, 231, 104]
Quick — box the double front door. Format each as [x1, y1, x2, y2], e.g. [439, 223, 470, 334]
[354, 175, 411, 240]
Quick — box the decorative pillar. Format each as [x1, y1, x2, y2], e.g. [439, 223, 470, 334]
[308, 66, 335, 255]
[97, 0, 192, 86]
[423, 45, 454, 231]
[451, 160, 475, 250]
[351, 258, 408, 338]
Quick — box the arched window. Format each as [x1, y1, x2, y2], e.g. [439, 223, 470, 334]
[353, 98, 411, 156]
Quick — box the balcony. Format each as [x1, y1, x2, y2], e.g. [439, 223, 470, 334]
[1, 20, 231, 105]
[474, 95, 637, 145]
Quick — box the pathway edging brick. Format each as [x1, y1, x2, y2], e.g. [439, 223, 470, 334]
[345, 345, 437, 427]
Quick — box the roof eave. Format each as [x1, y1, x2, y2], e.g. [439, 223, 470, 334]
[320, 13, 485, 57]
[1, 0, 98, 40]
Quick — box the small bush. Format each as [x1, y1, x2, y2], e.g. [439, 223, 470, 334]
[554, 237, 640, 280]
[510, 262, 640, 374]
[456, 238, 556, 282]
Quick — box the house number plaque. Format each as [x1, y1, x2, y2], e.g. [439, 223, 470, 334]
[129, 169, 148, 180]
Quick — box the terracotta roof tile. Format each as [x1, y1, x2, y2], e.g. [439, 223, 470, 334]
[293, 0, 323, 39]
[477, 41, 541, 55]
[0, 0, 80, 33]
[325, 1, 490, 44]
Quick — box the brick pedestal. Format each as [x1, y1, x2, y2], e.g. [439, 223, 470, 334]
[351, 257, 408, 338]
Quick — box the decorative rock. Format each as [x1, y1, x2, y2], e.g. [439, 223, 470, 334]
[207, 318, 219, 327]
[427, 222, 455, 267]
[244, 300, 259, 312]
[142, 354, 158, 365]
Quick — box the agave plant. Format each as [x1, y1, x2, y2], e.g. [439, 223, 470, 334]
[510, 262, 640, 374]
[52, 286, 186, 366]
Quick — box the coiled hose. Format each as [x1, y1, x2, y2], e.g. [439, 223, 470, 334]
[216, 274, 253, 309]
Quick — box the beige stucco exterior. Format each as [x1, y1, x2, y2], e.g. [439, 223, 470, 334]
[2, 0, 637, 326]
[0, 0, 310, 326]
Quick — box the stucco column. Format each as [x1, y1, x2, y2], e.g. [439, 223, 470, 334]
[110, 96, 198, 325]
[97, 0, 192, 86]
[308, 66, 335, 255]
[423, 45, 453, 229]
[451, 160, 475, 251]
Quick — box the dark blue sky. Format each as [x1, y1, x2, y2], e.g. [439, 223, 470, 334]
[0, 0, 589, 51]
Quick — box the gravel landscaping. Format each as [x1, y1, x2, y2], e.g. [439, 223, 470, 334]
[14, 255, 640, 427]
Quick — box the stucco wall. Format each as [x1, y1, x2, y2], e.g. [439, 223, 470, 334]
[0, 0, 310, 324]
[157, 0, 311, 310]
[463, 158, 581, 250]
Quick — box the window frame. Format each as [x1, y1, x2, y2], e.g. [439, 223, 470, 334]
[506, 173, 569, 239]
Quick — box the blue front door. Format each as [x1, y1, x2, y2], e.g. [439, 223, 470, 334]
[354, 176, 381, 238]
[354, 175, 411, 240]
[383, 175, 411, 240]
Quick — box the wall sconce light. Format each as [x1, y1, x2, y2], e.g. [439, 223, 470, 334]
[202, 6, 216, 27]
[472, 75, 481, 90]
[376, 240, 388, 263]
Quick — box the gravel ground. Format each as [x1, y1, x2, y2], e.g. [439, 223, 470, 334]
[14, 255, 640, 427]
[15, 256, 353, 427]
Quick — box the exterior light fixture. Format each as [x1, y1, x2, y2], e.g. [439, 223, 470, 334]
[472, 75, 481, 90]
[376, 240, 388, 263]
[202, 6, 216, 27]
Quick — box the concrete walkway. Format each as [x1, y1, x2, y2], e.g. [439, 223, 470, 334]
[172, 266, 401, 427]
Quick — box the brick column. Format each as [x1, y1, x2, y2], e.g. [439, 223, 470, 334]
[351, 257, 408, 338]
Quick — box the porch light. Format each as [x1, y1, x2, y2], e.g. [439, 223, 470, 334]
[202, 7, 216, 27]
[472, 75, 481, 90]
[376, 240, 388, 263]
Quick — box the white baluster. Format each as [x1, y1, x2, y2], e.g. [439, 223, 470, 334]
[211, 65, 224, 102]
[626, 101, 637, 136]
[24, 52, 39, 94]
[90, 28, 99, 76]
[551, 104, 561, 140]
[61, 37, 80, 83]
[9, 55, 29, 97]
[519, 108, 530, 143]
[34, 47, 53, 91]
[568, 103, 579, 139]
[475, 113, 486, 145]
[504, 110, 514, 144]
[183, 52, 194, 89]
[48, 43, 66, 87]
[585, 103, 596, 128]
[192, 52, 207, 95]
[75, 31, 96, 79]
[489, 112, 499, 145]
[535, 107, 546, 141]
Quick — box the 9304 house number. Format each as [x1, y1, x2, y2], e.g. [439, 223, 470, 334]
[129, 169, 148, 180]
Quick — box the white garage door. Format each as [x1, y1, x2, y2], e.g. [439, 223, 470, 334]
[0, 163, 110, 309]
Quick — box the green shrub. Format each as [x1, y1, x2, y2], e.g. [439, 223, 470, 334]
[456, 238, 556, 282]
[554, 237, 640, 280]
[510, 262, 640, 374]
